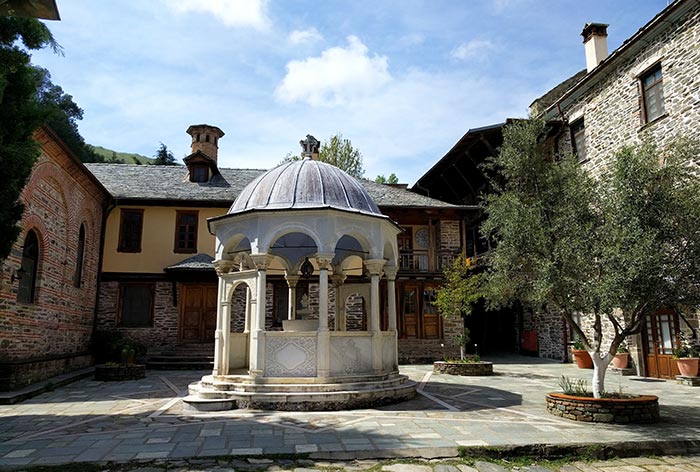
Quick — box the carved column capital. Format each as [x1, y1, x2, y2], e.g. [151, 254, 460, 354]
[214, 259, 234, 276]
[364, 258, 387, 277]
[331, 273, 347, 287]
[250, 253, 274, 271]
[383, 265, 398, 281]
[315, 253, 335, 270]
[284, 274, 301, 288]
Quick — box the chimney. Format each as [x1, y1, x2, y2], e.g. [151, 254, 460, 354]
[299, 134, 321, 160]
[186, 124, 225, 163]
[582, 23, 609, 72]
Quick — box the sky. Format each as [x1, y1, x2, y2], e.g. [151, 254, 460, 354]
[30, 0, 670, 185]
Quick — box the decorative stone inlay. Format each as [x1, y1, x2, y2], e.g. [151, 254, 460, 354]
[545, 392, 660, 423]
[330, 337, 372, 375]
[265, 336, 316, 377]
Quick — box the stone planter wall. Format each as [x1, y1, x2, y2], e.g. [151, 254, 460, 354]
[433, 361, 493, 376]
[94, 364, 146, 381]
[546, 392, 659, 423]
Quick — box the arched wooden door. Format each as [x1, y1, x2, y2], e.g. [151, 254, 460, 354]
[643, 308, 680, 378]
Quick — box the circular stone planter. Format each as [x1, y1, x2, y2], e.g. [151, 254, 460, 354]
[433, 361, 493, 376]
[94, 364, 146, 381]
[546, 392, 659, 424]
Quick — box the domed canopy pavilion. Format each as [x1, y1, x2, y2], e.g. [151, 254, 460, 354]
[184, 136, 416, 411]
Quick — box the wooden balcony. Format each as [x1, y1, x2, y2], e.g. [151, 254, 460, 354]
[398, 249, 461, 273]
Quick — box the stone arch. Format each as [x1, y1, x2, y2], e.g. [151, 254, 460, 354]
[228, 280, 254, 334]
[269, 231, 319, 274]
[221, 235, 252, 265]
[259, 222, 323, 256]
[333, 234, 369, 271]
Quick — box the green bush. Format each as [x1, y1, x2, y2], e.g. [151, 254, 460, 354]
[92, 330, 146, 363]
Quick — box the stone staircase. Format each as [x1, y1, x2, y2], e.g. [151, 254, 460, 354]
[146, 343, 214, 370]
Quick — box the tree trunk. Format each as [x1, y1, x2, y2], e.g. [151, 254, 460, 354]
[590, 350, 613, 398]
[460, 345, 465, 360]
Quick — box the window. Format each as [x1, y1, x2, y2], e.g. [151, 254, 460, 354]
[118, 209, 144, 253]
[17, 230, 39, 303]
[190, 165, 209, 183]
[641, 65, 665, 123]
[175, 210, 198, 253]
[570, 118, 586, 162]
[119, 283, 154, 327]
[73, 224, 85, 287]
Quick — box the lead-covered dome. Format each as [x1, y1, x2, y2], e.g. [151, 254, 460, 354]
[229, 159, 381, 215]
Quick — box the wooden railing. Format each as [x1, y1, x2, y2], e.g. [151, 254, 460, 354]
[398, 249, 462, 272]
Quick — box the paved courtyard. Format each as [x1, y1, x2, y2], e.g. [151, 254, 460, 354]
[0, 356, 699, 470]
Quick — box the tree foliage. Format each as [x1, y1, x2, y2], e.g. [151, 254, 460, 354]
[0, 17, 59, 259]
[476, 119, 700, 397]
[375, 173, 398, 184]
[152, 142, 176, 165]
[280, 132, 365, 178]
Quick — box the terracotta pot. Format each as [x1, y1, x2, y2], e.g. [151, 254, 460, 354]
[675, 358, 699, 377]
[572, 349, 593, 369]
[612, 353, 629, 369]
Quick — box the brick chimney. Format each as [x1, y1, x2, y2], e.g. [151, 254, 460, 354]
[186, 124, 225, 163]
[582, 23, 609, 73]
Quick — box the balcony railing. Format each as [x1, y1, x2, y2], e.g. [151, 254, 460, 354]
[398, 249, 462, 273]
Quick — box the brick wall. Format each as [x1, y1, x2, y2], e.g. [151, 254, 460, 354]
[0, 128, 107, 390]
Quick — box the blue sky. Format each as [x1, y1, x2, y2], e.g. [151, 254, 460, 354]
[31, 0, 668, 184]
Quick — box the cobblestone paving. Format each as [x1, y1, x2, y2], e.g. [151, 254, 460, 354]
[0, 356, 699, 470]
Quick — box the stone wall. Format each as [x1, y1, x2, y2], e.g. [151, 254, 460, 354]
[95, 280, 179, 347]
[555, 4, 700, 177]
[546, 393, 660, 424]
[523, 310, 567, 361]
[0, 128, 108, 390]
[551, 3, 700, 360]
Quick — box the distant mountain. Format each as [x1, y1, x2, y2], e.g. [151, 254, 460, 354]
[91, 145, 153, 164]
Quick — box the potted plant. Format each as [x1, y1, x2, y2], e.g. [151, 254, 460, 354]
[93, 331, 147, 381]
[611, 344, 630, 369]
[571, 339, 593, 369]
[673, 337, 700, 377]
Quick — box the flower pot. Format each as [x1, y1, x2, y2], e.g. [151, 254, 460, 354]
[612, 353, 629, 369]
[675, 358, 699, 377]
[571, 349, 593, 369]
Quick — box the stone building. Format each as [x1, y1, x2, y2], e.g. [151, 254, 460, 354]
[532, 0, 700, 379]
[86, 126, 471, 366]
[0, 126, 109, 390]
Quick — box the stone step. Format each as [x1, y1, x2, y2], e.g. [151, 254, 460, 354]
[147, 360, 214, 370]
[183, 378, 417, 411]
[199, 376, 409, 393]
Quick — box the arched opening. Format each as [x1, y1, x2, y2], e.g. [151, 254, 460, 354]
[73, 224, 86, 287]
[230, 284, 249, 333]
[17, 230, 39, 304]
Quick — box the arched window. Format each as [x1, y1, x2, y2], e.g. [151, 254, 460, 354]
[17, 230, 39, 303]
[73, 224, 86, 287]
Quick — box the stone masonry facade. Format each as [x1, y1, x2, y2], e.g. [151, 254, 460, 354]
[545, 2, 700, 365]
[0, 128, 108, 390]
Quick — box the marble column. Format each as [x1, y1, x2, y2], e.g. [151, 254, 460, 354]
[249, 254, 273, 377]
[285, 274, 300, 321]
[212, 260, 234, 376]
[364, 258, 387, 374]
[331, 273, 347, 331]
[316, 255, 334, 378]
[384, 265, 399, 371]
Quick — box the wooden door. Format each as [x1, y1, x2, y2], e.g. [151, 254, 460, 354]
[401, 284, 419, 338]
[421, 285, 441, 339]
[181, 284, 218, 342]
[644, 309, 680, 378]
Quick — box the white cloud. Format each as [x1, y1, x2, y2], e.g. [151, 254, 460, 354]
[275, 36, 392, 107]
[288, 27, 323, 45]
[169, 0, 270, 30]
[451, 39, 496, 61]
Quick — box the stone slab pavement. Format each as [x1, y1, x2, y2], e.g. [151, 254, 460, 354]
[0, 355, 699, 470]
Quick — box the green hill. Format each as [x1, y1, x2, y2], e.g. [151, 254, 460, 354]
[91, 145, 153, 164]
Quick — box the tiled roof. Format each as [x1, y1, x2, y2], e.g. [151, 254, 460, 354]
[84, 163, 457, 208]
[164, 253, 215, 271]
